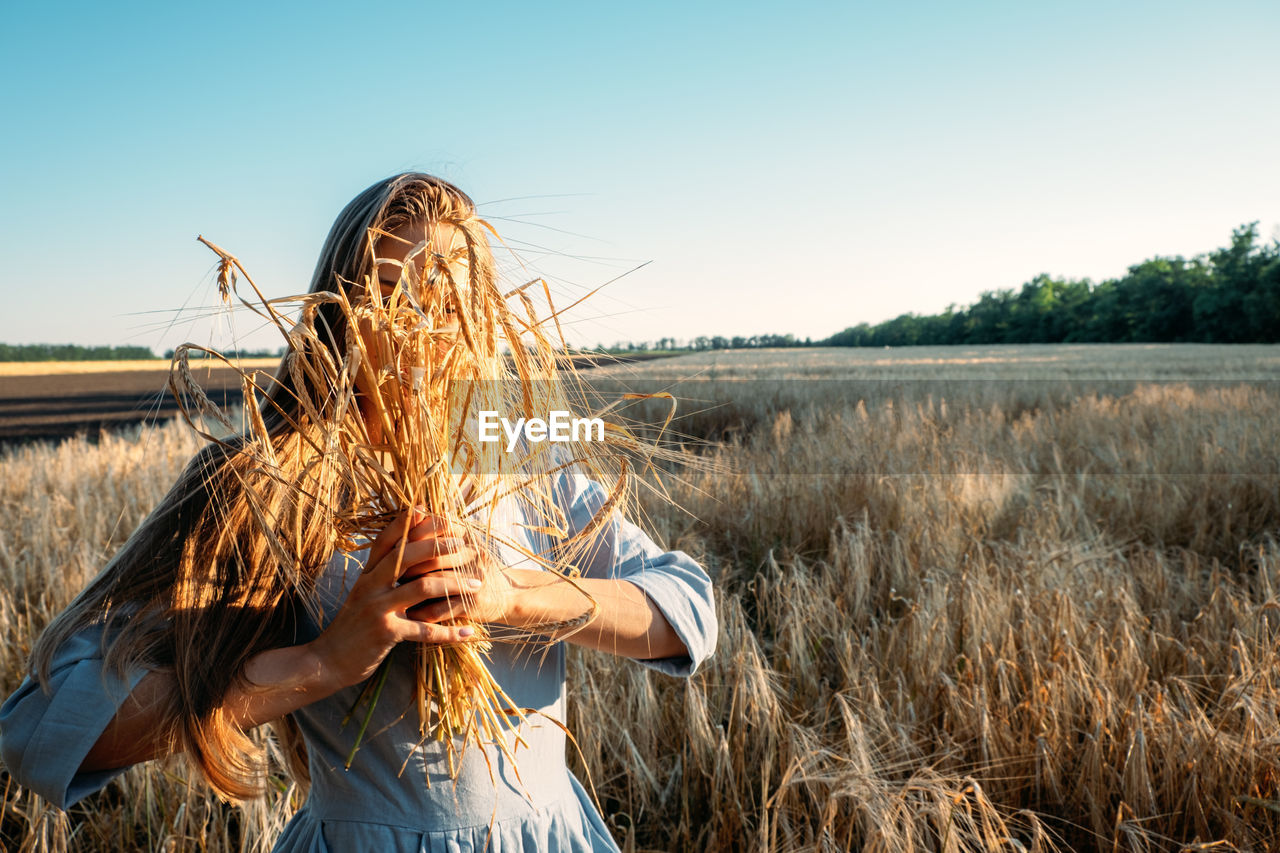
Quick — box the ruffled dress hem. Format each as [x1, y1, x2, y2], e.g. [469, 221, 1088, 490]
[271, 772, 620, 852]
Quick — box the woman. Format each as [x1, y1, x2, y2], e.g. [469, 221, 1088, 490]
[0, 173, 717, 851]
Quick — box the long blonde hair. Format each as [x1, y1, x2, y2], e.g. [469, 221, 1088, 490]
[30, 174, 505, 800]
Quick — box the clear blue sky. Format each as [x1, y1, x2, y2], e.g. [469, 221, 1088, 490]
[2, 0, 1276, 353]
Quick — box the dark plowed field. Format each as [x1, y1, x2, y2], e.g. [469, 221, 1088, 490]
[0, 353, 676, 446]
[0, 367, 245, 445]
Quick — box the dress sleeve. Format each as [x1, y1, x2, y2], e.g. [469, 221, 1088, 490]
[0, 624, 149, 810]
[553, 469, 717, 678]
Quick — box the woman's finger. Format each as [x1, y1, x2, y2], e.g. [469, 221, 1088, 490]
[407, 512, 456, 542]
[377, 540, 473, 581]
[397, 547, 479, 581]
[392, 616, 475, 646]
[365, 508, 423, 574]
[407, 596, 470, 624]
[389, 571, 482, 608]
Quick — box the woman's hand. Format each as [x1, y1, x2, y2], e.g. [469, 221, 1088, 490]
[306, 509, 481, 691]
[398, 512, 519, 627]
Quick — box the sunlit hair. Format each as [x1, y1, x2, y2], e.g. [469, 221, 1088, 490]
[29, 174, 524, 800]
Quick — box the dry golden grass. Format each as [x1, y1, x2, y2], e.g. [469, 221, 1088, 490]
[3, 344, 1280, 851]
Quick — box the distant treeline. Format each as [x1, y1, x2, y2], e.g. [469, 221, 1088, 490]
[161, 348, 285, 359]
[827, 223, 1279, 347]
[600, 222, 1280, 352]
[0, 343, 157, 362]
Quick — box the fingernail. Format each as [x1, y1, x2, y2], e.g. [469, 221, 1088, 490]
[466, 578, 483, 589]
[459, 627, 475, 637]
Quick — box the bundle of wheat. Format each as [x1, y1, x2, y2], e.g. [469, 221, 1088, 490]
[169, 216, 677, 787]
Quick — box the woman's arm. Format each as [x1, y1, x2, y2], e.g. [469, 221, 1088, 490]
[407, 476, 717, 673]
[80, 512, 487, 774]
[79, 644, 335, 773]
[549, 471, 718, 675]
[397, 544, 689, 660]
[407, 562, 696, 661]
[498, 571, 689, 660]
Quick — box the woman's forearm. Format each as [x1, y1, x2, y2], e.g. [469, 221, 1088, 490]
[80, 643, 341, 773]
[500, 570, 688, 660]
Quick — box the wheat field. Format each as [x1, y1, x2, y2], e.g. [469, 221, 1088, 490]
[3, 344, 1280, 852]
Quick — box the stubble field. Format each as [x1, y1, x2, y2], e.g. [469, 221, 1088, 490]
[3, 343, 1280, 852]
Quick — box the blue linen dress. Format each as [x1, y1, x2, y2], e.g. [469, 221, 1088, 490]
[0, 468, 718, 852]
